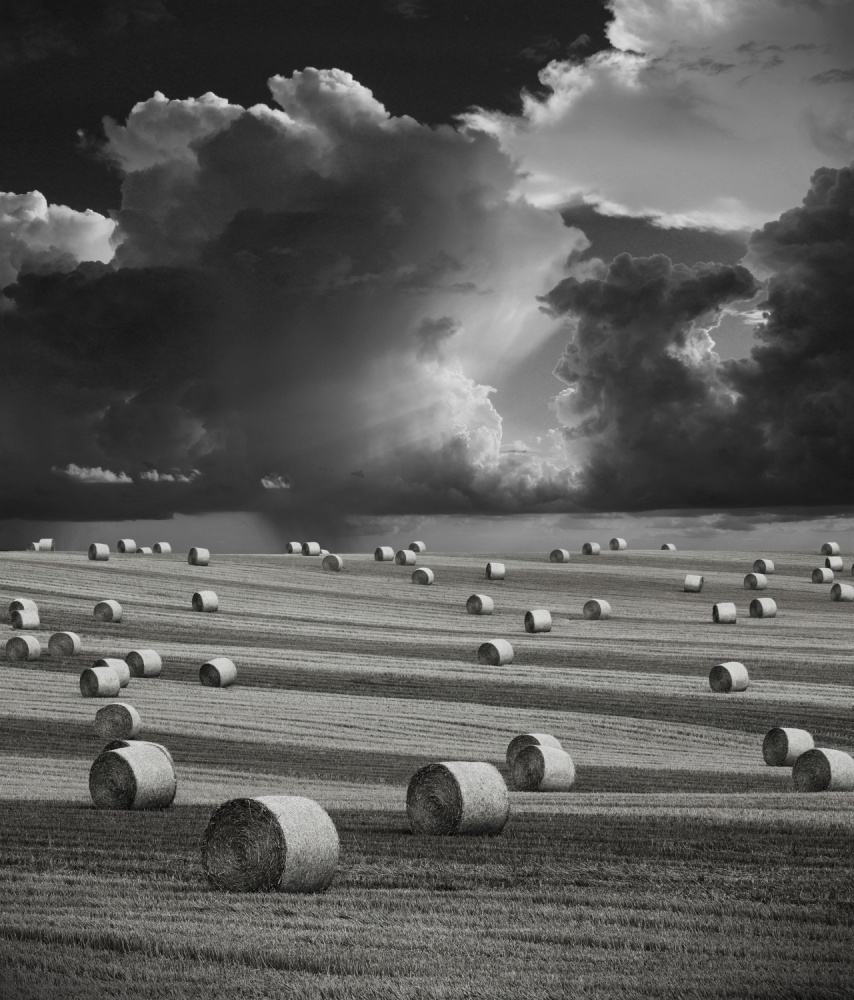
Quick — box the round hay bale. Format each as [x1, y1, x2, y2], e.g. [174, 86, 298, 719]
[581, 542, 600, 555]
[152, 542, 172, 554]
[11, 609, 40, 629]
[753, 558, 775, 574]
[407, 761, 509, 836]
[712, 602, 736, 623]
[812, 567, 833, 584]
[511, 745, 576, 792]
[830, 583, 854, 602]
[820, 542, 840, 556]
[202, 795, 339, 893]
[661, 543, 677, 551]
[188, 546, 211, 566]
[793, 748, 854, 792]
[136, 546, 153, 555]
[117, 539, 137, 554]
[524, 609, 552, 633]
[48, 632, 81, 657]
[549, 548, 570, 563]
[285, 542, 302, 554]
[94, 658, 131, 688]
[6, 635, 41, 662]
[126, 649, 162, 678]
[762, 727, 814, 767]
[825, 555, 843, 571]
[609, 537, 627, 551]
[395, 549, 416, 566]
[749, 597, 777, 619]
[477, 639, 514, 665]
[89, 742, 176, 810]
[684, 574, 704, 593]
[93, 600, 123, 623]
[486, 561, 505, 580]
[192, 590, 218, 612]
[374, 546, 394, 561]
[412, 567, 434, 585]
[94, 702, 142, 740]
[98, 739, 173, 765]
[743, 573, 768, 590]
[80, 665, 122, 698]
[709, 661, 748, 693]
[505, 733, 563, 770]
[26, 542, 39, 551]
[88, 543, 110, 561]
[322, 553, 344, 572]
[302, 542, 321, 556]
[200, 657, 237, 687]
[38, 538, 55, 552]
[9, 598, 38, 617]
[319, 549, 329, 556]
[582, 599, 611, 620]
[466, 594, 494, 615]
[409, 541, 427, 553]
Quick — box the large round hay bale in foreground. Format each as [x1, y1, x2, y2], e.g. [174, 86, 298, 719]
[322, 553, 344, 572]
[709, 661, 748, 693]
[609, 537, 627, 551]
[466, 594, 494, 615]
[192, 590, 218, 612]
[152, 542, 171, 554]
[812, 567, 833, 584]
[524, 609, 552, 633]
[302, 542, 321, 556]
[126, 649, 162, 678]
[753, 558, 775, 574]
[117, 539, 137, 554]
[188, 546, 210, 566]
[6, 635, 41, 661]
[486, 561, 505, 580]
[582, 599, 611, 620]
[9, 598, 38, 617]
[48, 632, 81, 657]
[477, 639, 514, 665]
[820, 542, 840, 556]
[88, 543, 109, 561]
[505, 733, 563, 769]
[80, 665, 122, 698]
[825, 555, 843, 571]
[38, 538, 55, 551]
[409, 541, 427, 553]
[743, 573, 767, 590]
[549, 548, 570, 563]
[407, 762, 509, 836]
[412, 567, 434, 585]
[94, 702, 142, 739]
[830, 583, 854, 602]
[749, 597, 777, 619]
[581, 542, 600, 555]
[374, 546, 394, 561]
[89, 742, 176, 810]
[684, 574, 704, 593]
[712, 602, 736, 623]
[661, 543, 677, 551]
[793, 748, 854, 792]
[285, 542, 302, 554]
[93, 600, 123, 623]
[395, 549, 416, 566]
[203, 795, 339, 893]
[762, 727, 814, 767]
[511, 745, 576, 792]
[94, 658, 130, 688]
[200, 657, 237, 687]
[11, 609, 40, 629]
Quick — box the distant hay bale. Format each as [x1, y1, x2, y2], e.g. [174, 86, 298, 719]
[88, 543, 110, 561]
[486, 561, 505, 580]
[609, 538, 627, 551]
[709, 661, 749, 693]
[762, 727, 814, 767]
[97, 739, 173, 766]
[285, 542, 302, 554]
[510, 745, 576, 792]
[94, 702, 142, 739]
[6, 635, 41, 661]
[753, 558, 775, 574]
[94, 658, 131, 688]
[9, 598, 38, 617]
[136, 546, 153, 555]
[524, 609, 552, 633]
[93, 599, 123, 623]
[80, 665, 122, 698]
[549, 548, 570, 563]
[48, 632, 81, 657]
[830, 583, 854, 602]
[192, 590, 218, 612]
[126, 649, 162, 678]
[202, 795, 339, 893]
[812, 567, 833, 584]
[26, 542, 39, 551]
[322, 553, 344, 572]
[319, 549, 329, 556]
[793, 748, 854, 792]
[152, 542, 172, 554]
[407, 761, 509, 836]
[684, 574, 704, 593]
[89, 742, 176, 810]
[200, 656, 237, 687]
[395, 549, 416, 566]
[661, 543, 677, 551]
[412, 568, 434, 585]
[505, 733, 563, 770]
[374, 546, 394, 561]
[302, 542, 321, 556]
[409, 541, 427, 553]
[582, 599, 611, 620]
[38, 538, 55, 551]
[117, 539, 137, 554]
[825, 555, 843, 571]
[743, 573, 768, 590]
[581, 542, 600, 555]
[466, 594, 494, 615]
[820, 542, 840, 556]
[188, 546, 211, 566]
[477, 639, 514, 665]
[749, 597, 777, 619]
[712, 602, 737, 623]
[11, 609, 40, 629]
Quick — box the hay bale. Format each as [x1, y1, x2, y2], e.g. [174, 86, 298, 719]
[93, 599, 123, 623]
[743, 573, 768, 590]
[395, 549, 416, 566]
[202, 795, 339, 892]
[753, 558, 775, 574]
[524, 609, 552, 633]
[9, 598, 38, 617]
[38, 538, 55, 551]
[812, 567, 834, 584]
[136, 546, 153, 555]
[11, 609, 40, 629]
[661, 543, 677, 551]
[477, 639, 514, 665]
[26, 542, 39, 551]
[48, 632, 81, 657]
[409, 541, 427, 553]
[820, 542, 841, 556]
[486, 561, 505, 580]
[609, 537, 627, 551]
[581, 542, 600, 555]
[88, 543, 110, 561]
[152, 542, 172, 554]
[412, 568, 434, 585]
[825, 555, 843, 571]
[188, 546, 211, 566]
[302, 542, 321, 556]
[89, 742, 176, 810]
[793, 748, 854, 792]
[319, 549, 329, 556]
[749, 597, 777, 619]
[466, 594, 494, 615]
[830, 583, 854, 602]
[285, 542, 302, 554]
[582, 599, 611, 620]
[762, 727, 814, 767]
[200, 656, 237, 687]
[322, 553, 344, 572]
[684, 574, 704, 592]
[712, 602, 737, 623]
[80, 665, 122, 698]
[6, 635, 41, 661]
[117, 539, 137, 553]
[94, 658, 131, 688]
[126, 649, 162, 678]
[505, 733, 563, 769]
[511, 745, 576, 792]
[94, 702, 142, 740]
[709, 661, 748, 693]
[374, 546, 394, 561]
[192, 590, 218, 612]
[549, 548, 570, 563]
[98, 739, 173, 765]
[407, 761, 509, 836]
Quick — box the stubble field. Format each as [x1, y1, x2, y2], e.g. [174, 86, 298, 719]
[0, 545, 852, 999]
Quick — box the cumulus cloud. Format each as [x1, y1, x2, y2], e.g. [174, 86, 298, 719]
[260, 474, 291, 490]
[53, 464, 132, 484]
[139, 469, 201, 483]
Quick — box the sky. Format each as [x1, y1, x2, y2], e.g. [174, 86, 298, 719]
[0, 0, 852, 553]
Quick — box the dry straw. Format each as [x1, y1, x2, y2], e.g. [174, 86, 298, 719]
[609, 537, 627, 550]
[406, 761, 509, 836]
[137, 546, 153, 555]
[192, 590, 218, 612]
[6, 635, 41, 661]
[524, 609, 552, 633]
[11, 609, 40, 629]
[511, 745, 576, 792]
[99, 739, 173, 765]
[48, 632, 81, 657]
[466, 594, 494, 615]
[505, 733, 563, 770]
[549, 548, 570, 563]
[395, 549, 416, 566]
[9, 598, 38, 617]
[285, 542, 302, 554]
[94, 658, 131, 688]
[319, 549, 329, 556]
[709, 661, 749, 693]
[188, 546, 211, 566]
[26, 542, 39, 551]
[94, 702, 142, 740]
[200, 656, 237, 687]
[820, 542, 841, 556]
[302, 542, 321, 556]
[203, 795, 339, 893]
[89, 742, 176, 810]
[583, 599, 611, 620]
[581, 542, 600, 555]
[374, 546, 394, 561]
[743, 573, 768, 590]
[88, 543, 109, 561]
[684, 574, 704, 592]
[409, 541, 427, 553]
[80, 665, 122, 698]
[152, 542, 172, 554]
[486, 561, 505, 580]
[661, 543, 677, 551]
[477, 639, 514, 665]
[712, 602, 737, 623]
[38, 538, 55, 551]
[762, 727, 814, 767]
[831, 583, 854, 602]
[94, 600, 123, 623]
[825, 555, 844, 571]
[322, 554, 344, 572]
[793, 748, 854, 791]
[412, 567, 434, 585]
[749, 597, 777, 619]
[126, 649, 162, 678]
[812, 567, 833, 584]
[117, 539, 137, 553]
[753, 558, 775, 574]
